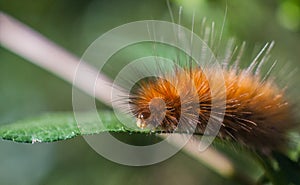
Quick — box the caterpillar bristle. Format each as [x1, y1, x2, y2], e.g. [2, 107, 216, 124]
[129, 62, 294, 153]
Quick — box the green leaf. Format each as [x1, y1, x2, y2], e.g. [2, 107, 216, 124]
[0, 111, 146, 143]
[273, 152, 300, 185]
[254, 151, 300, 185]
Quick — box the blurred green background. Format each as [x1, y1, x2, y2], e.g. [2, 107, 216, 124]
[0, 0, 299, 184]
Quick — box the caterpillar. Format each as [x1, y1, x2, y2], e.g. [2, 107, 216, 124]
[127, 18, 296, 154]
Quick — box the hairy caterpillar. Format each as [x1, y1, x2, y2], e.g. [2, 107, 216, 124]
[127, 16, 296, 153]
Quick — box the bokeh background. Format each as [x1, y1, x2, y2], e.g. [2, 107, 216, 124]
[0, 0, 299, 184]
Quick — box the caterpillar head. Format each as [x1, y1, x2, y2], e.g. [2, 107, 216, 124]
[129, 74, 199, 132]
[135, 97, 167, 129]
[129, 77, 183, 131]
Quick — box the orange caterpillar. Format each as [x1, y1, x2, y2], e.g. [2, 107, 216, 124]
[129, 59, 295, 152]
